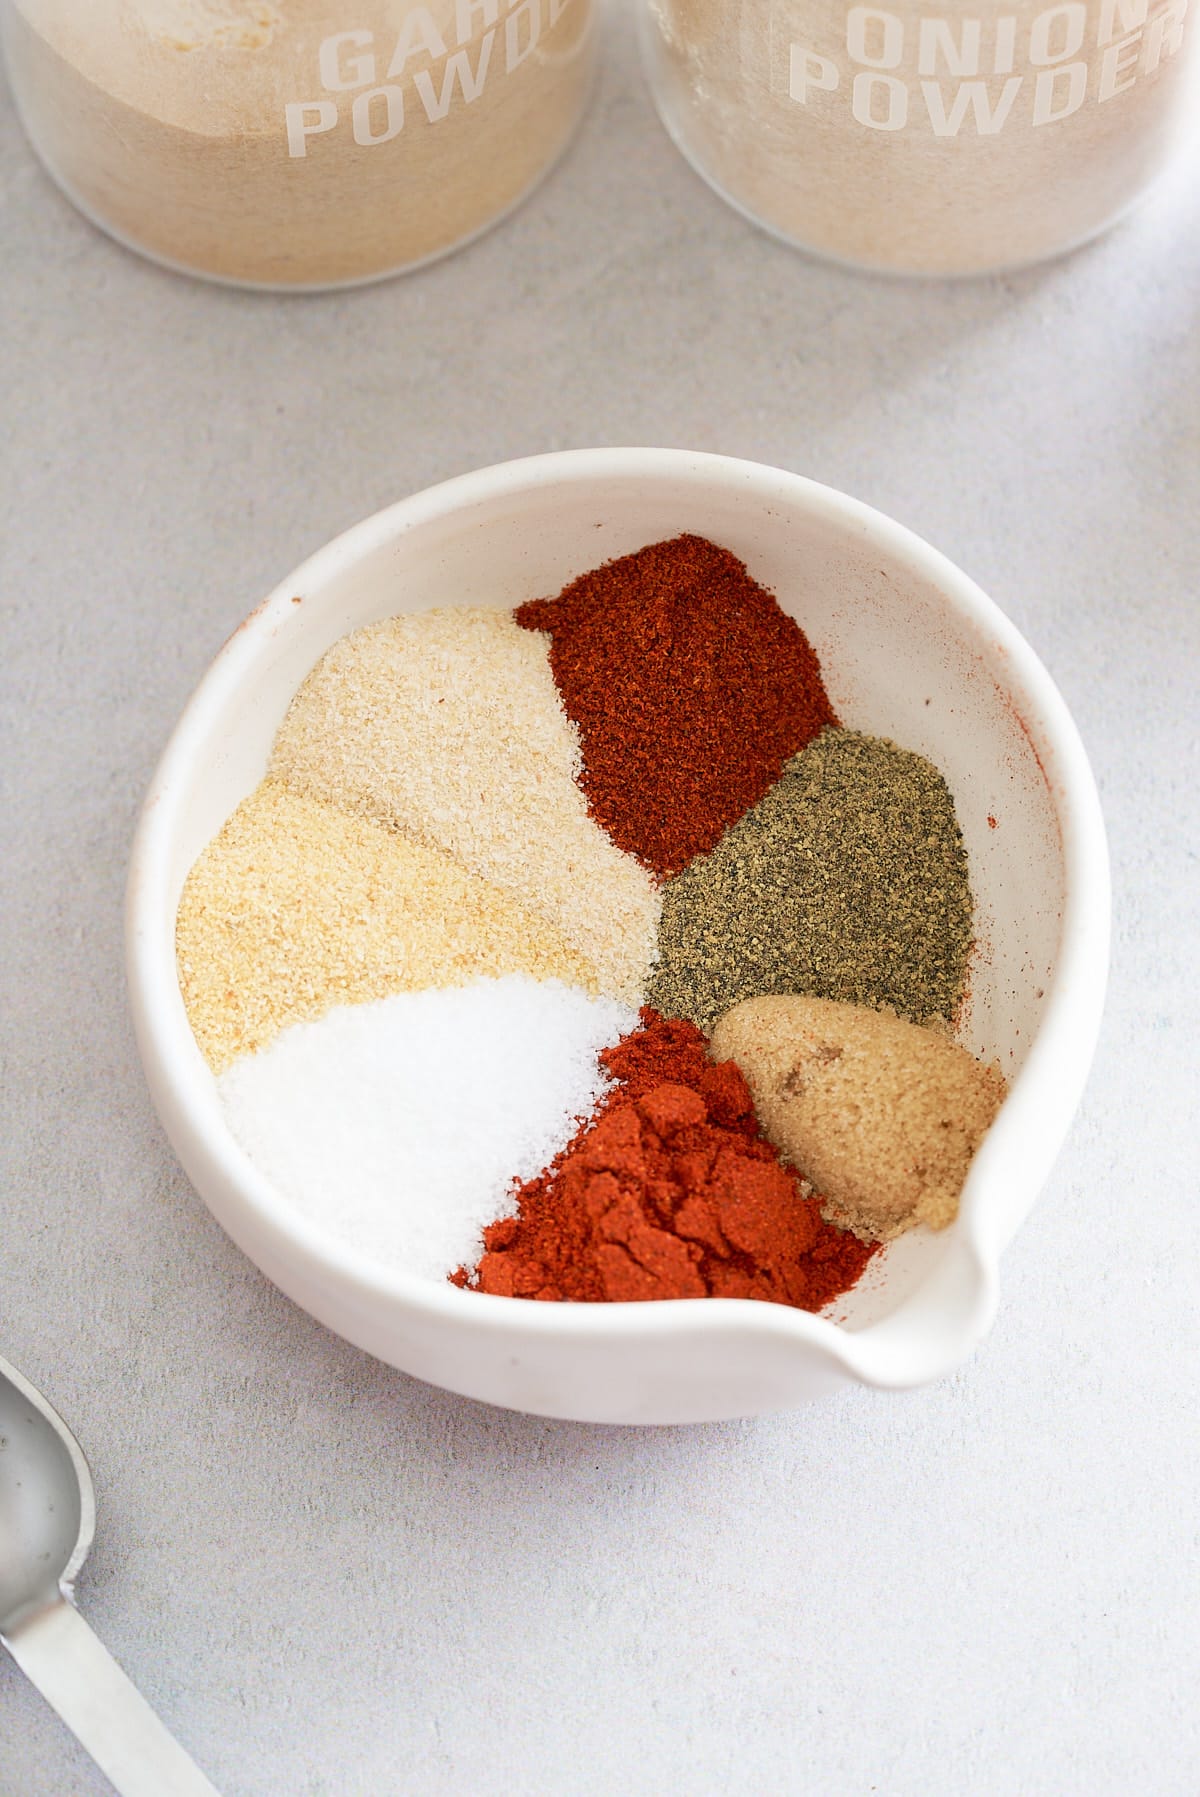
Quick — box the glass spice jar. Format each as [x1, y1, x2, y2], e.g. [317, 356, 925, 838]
[639, 0, 1200, 274]
[1, 0, 595, 288]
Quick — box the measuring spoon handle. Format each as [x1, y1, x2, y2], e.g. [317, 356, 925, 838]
[4, 1596, 221, 1797]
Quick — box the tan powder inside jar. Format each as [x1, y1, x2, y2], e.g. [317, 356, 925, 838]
[643, 0, 1198, 274]
[3, 0, 594, 286]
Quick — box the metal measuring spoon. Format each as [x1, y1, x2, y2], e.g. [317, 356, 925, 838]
[0, 1352, 220, 1795]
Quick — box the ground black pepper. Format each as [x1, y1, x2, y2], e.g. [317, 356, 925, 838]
[647, 729, 973, 1034]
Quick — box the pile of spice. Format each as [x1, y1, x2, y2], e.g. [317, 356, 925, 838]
[176, 532, 1005, 1312]
[711, 996, 1007, 1243]
[178, 780, 596, 1072]
[647, 728, 974, 1035]
[269, 608, 659, 1003]
[457, 1010, 877, 1307]
[516, 533, 837, 877]
[221, 977, 634, 1283]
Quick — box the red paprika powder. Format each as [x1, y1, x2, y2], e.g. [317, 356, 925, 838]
[515, 535, 838, 879]
[456, 1011, 876, 1310]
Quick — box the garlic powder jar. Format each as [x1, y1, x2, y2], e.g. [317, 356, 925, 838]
[2, 0, 595, 287]
[640, 0, 1199, 273]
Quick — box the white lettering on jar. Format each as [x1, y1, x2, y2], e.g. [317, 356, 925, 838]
[1098, 27, 1143, 91]
[1029, 2, 1088, 63]
[846, 7, 905, 66]
[413, 32, 496, 120]
[1031, 60, 1088, 118]
[783, 0, 1190, 139]
[285, 100, 339, 157]
[456, 0, 500, 48]
[917, 18, 983, 75]
[921, 75, 1022, 131]
[790, 45, 841, 98]
[319, 30, 376, 90]
[851, 69, 909, 123]
[505, 0, 542, 71]
[291, 0, 582, 161]
[1098, 0, 1148, 43]
[387, 11, 450, 76]
[351, 85, 406, 143]
[1142, 0, 1188, 70]
[994, 16, 1018, 71]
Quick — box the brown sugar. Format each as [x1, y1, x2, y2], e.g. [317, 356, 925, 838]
[710, 994, 1007, 1242]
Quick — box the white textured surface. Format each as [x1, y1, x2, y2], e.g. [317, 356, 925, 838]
[1, 6, 1197, 1793]
[219, 980, 635, 1283]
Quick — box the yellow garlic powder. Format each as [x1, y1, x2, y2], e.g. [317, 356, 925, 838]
[176, 779, 600, 1074]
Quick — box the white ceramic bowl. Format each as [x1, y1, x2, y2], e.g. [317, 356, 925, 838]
[126, 449, 1109, 1423]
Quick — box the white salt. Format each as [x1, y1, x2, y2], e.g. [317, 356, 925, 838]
[217, 977, 636, 1284]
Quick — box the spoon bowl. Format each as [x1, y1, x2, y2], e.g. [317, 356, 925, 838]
[0, 1353, 220, 1796]
[0, 1355, 92, 1631]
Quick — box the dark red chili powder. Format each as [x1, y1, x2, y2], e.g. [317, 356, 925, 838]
[454, 1011, 876, 1310]
[515, 534, 838, 879]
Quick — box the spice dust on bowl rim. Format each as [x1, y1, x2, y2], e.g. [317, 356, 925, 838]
[126, 449, 1110, 1424]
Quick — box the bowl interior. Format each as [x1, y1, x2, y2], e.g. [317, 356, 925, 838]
[148, 454, 1077, 1348]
